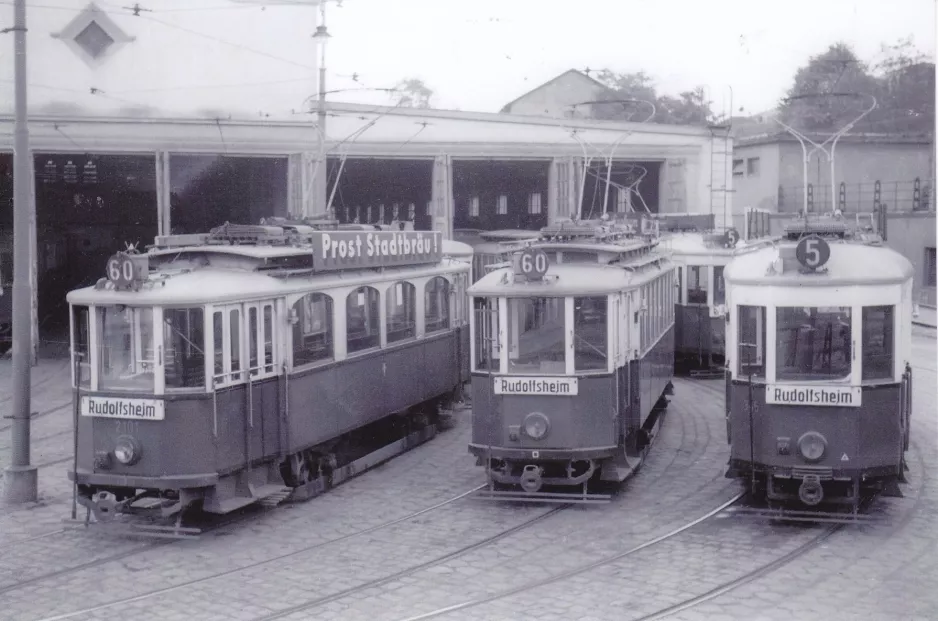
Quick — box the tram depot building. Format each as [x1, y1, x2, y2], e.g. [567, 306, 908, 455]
[0, 1, 933, 354]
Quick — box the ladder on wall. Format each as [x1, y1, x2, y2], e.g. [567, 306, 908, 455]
[706, 86, 734, 231]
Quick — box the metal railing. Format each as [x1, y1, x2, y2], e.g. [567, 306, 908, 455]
[778, 178, 935, 213]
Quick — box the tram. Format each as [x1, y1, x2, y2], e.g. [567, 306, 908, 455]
[457, 229, 540, 283]
[657, 210, 776, 376]
[724, 213, 914, 516]
[468, 217, 675, 502]
[67, 221, 471, 530]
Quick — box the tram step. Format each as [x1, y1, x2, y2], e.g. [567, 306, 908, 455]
[258, 486, 295, 508]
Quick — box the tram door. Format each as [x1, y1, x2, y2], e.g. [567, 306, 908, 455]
[245, 301, 281, 461]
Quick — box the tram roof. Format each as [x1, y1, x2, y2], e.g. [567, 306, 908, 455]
[67, 259, 467, 306]
[469, 261, 667, 296]
[724, 241, 914, 287]
[441, 239, 474, 259]
[659, 232, 775, 259]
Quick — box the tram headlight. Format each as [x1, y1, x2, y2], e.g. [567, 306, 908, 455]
[114, 435, 141, 465]
[522, 412, 550, 440]
[797, 432, 827, 463]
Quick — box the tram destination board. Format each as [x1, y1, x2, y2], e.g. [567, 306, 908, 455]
[310, 230, 443, 271]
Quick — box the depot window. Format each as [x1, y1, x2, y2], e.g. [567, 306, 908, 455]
[473, 297, 499, 372]
[687, 266, 708, 304]
[737, 305, 765, 378]
[386, 281, 416, 343]
[776, 306, 851, 381]
[164, 308, 205, 390]
[347, 286, 380, 354]
[293, 292, 334, 366]
[574, 296, 607, 371]
[862, 306, 894, 381]
[97, 306, 155, 391]
[507, 297, 565, 374]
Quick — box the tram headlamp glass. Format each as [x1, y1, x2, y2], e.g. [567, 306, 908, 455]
[522, 412, 550, 440]
[797, 432, 827, 462]
[114, 436, 140, 465]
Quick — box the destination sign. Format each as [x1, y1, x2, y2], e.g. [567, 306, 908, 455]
[81, 396, 165, 420]
[766, 385, 861, 408]
[494, 376, 578, 396]
[309, 231, 442, 271]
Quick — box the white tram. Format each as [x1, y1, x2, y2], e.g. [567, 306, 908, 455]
[67, 222, 471, 528]
[724, 214, 915, 514]
[468, 218, 676, 502]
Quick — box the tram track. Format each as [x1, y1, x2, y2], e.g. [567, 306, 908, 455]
[20, 377, 719, 621]
[0, 401, 72, 434]
[630, 435, 931, 621]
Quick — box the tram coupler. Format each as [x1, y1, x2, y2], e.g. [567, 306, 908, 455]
[519, 465, 544, 493]
[798, 475, 824, 506]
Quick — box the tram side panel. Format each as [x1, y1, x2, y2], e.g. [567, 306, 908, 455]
[631, 324, 675, 425]
[727, 381, 904, 477]
[285, 333, 460, 454]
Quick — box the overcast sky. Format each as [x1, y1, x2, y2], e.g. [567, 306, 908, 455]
[317, 0, 936, 115]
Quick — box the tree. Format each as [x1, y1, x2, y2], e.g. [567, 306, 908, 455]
[778, 42, 880, 132]
[587, 70, 714, 126]
[391, 78, 434, 108]
[869, 38, 935, 133]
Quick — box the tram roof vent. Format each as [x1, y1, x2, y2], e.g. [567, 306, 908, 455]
[649, 213, 715, 232]
[152, 233, 211, 248]
[783, 217, 848, 240]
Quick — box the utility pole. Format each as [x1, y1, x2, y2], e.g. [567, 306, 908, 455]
[4, 0, 38, 503]
[312, 0, 330, 219]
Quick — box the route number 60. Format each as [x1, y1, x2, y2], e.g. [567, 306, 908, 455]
[795, 235, 830, 271]
[106, 254, 137, 287]
[518, 248, 549, 280]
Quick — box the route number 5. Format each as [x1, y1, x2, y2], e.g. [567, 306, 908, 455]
[795, 235, 830, 271]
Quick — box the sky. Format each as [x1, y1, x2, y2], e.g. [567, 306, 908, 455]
[315, 0, 937, 116]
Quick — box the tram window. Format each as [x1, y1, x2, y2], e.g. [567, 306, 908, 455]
[292, 293, 334, 366]
[473, 297, 499, 371]
[72, 305, 91, 387]
[507, 297, 565, 374]
[737, 306, 765, 378]
[386, 282, 416, 343]
[164, 308, 205, 389]
[687, 266, 708, 304]
[713, 266, 725, 305]
[230, 309, 242, 381]
[248, 307, 258, 375]
[862, 306, 894, 380]
[263, 304, 274, 373]
[97, 306, 155, 391]
[213, 311, 223, 379]
[425, 276, 450, 333]
[574, 296, 607, 371]
[347, 286, 380, 354]
[776, 307, 851, 381]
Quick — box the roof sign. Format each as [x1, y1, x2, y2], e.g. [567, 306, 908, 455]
[310, 231, 441, 271]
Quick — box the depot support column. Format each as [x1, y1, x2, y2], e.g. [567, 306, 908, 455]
[4, 0, 38, 504]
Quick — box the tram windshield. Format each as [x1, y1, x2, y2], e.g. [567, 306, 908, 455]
[97, 306, 156, 391]
[776, 306, 852, 381]
[507, 297, 566, 374]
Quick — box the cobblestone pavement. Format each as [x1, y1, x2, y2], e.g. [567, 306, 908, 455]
[2, 328, 936, 621]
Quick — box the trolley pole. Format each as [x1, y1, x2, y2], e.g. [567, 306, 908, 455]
[4, 0, 38, 504]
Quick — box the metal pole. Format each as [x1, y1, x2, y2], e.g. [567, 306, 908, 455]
[4, 0, 38, 504]
[315, 2, 328, 218]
